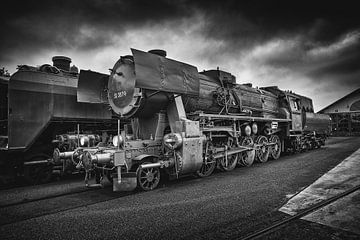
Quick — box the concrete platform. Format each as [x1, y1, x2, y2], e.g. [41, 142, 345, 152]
[279, 147, 360, 235]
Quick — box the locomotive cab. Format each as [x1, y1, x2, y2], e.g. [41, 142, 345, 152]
[287, 95, 303, 132]
[278, 91, 330, 151]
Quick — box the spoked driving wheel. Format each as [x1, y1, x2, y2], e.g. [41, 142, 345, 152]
[137, 162, 161, 191]
[269, 135, 281, 160]
[255, 135, 270, 163]
[219, 154, 238, 171]
[219, 138, 238, 171]
[196, 141, 216, 177]
[237, 136, 255, 167]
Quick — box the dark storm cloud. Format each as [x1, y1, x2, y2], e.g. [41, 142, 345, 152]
[2, 0, 359, 53]
[250, 30, 360, 90]
[1, 0, 360, 94]
[192, 0, 360, 47]
[309, 40, 360, 76]
[256, 31, 360, 72]
[191, 0, 360, 87]
[0, 0, 193, 61]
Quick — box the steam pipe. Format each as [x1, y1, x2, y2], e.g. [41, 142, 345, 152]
[60, 151, 74, 159]
[92, 153, 112, 165]
[24, 160, 50, 165]
[140, 162, 162, 169]
[52, 149, 74, 164]
[77, 124, 80, 147]
[117, 166, 122, 184]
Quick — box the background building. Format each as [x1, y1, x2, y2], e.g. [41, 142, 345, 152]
[319, 88, 360, 136]
[0, 71, 10, 137]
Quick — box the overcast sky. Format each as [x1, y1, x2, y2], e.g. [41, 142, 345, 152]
[1, 0, 359, 111]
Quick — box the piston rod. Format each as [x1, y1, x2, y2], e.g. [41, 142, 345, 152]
[213, 146, 253, 159]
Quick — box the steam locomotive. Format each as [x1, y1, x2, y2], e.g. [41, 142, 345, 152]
[68, 48, 331, 191]
[0, 56, 119, 184]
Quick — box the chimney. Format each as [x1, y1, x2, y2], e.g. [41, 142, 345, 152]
[52, 56, 71, 71]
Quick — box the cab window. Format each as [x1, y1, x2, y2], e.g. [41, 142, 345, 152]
[289, 98, 300, 111]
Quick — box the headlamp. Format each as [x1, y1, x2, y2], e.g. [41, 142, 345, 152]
[112, 135, 123, 147]
[163, 133, 183, 150]
[80, 136, 89, 147]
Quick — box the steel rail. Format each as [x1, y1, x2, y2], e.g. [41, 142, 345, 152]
[0, 187, 139, 227]
[0, 187, 97, 209]
[240, 184, 360, 240]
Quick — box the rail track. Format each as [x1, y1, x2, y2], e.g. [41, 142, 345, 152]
[0, 174, 183, 227]
[0, 185, 135, 226]
[0, 187, 95, 209]
[240, 185, 360, 240]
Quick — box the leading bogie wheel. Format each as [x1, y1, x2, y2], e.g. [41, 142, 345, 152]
[137, 161, 161, 191]
[255, 135, 270, 163]
[269, 135, 281, 160]
[237, 136, 255, 167]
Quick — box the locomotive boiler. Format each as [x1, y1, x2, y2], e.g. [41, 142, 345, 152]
[0, 56, 119, 184]
[75, 48, 331, 191]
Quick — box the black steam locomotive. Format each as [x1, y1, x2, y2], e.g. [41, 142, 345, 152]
[70, 48, 331, 191]
[0, 57, 119, 185]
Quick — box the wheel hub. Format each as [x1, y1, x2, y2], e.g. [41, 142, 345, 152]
[146, 172, 154, 182]
[261, 145, 266, 153]
[274, 144, 279, 151]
